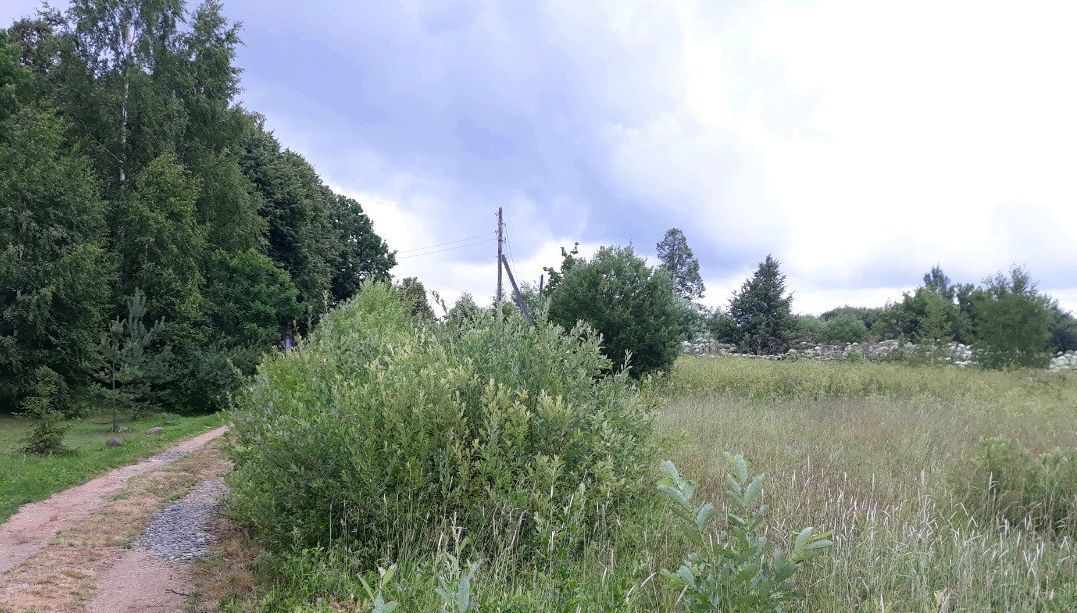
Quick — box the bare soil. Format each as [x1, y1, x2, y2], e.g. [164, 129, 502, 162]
[0, 426, 230, 612]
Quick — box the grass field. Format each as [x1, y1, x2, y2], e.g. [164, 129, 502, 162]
[224, 355, 1077, 610]
[0, 410, 226, 522]
[663, 356, 1077, 610]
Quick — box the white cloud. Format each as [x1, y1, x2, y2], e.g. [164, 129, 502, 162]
[595, 0, 1077, 311]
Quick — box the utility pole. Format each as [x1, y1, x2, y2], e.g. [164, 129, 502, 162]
[502, 254, 535, 326]
[496, 206, 504, 302]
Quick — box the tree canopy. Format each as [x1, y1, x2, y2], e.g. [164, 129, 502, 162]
[547, 245, 681, 377]
[0, 2, 396, 412]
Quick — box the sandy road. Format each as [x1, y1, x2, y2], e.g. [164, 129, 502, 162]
[0, 426, 230, 612]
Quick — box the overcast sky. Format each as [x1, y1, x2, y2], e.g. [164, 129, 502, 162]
[5, 1, 1076, 313]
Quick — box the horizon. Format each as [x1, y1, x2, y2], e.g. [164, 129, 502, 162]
[4, 0, 1075, 314]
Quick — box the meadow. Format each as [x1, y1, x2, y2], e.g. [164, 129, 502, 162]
[0, 411, 226, 522]
[222, 296, 1077, 611]
[663, 357, 1077, 610]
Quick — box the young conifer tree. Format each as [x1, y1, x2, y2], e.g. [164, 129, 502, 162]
[728, 255, 794, 354]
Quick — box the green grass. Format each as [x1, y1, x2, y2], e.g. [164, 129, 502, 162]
[661, 356, 1077, 610]
[225, 356, 1077, 610]
[0, 410, 226, 522]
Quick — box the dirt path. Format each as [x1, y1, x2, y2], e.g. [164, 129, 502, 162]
[0, 426, 231, 612]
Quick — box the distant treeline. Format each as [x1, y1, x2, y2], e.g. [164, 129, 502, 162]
[531, 231, 1076, 373]
[1, 1, 396, 413]
[705, 264, 1077, 368]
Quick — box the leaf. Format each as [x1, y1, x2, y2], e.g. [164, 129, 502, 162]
[675, 565, 698, 589]
[659, 459, 682, 483]
[744, 474, 764, 507]
[695, 502, 716, 531]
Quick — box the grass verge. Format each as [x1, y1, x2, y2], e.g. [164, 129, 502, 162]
[0, 411, 225, 522]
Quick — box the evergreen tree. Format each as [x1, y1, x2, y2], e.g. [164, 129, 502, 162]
[916, 290, 953, 345]
[96, 290, 169, 430]
[656, 228, 705, 300]
[728, 255, 794, 354]
[547, 245, 681, 377]
[20, 366, 69, 454]
[0, 105, 114, 395]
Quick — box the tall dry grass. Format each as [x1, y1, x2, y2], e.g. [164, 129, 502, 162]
[661, 356, 1077, 610]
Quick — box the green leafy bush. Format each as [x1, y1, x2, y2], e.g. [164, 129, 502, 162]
[547, 245, 681, 377]
[821, 313, 869, 343]
[974, 269, 1052, 369]
[791, 314, 825, 344]
[229, 283, 657, 565]
[708, 309, 740, 343]
[969, 437, 1076, 537]
[657, 456, 832, 611]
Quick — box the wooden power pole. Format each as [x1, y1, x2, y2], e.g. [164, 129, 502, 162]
[502, 254, 535, 326]
[496, 207, 504, 302]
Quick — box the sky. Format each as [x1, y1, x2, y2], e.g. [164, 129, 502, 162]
[4, 0, 1077, 313]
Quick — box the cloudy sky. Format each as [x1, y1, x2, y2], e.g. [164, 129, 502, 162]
[5, 1, 1077, 313]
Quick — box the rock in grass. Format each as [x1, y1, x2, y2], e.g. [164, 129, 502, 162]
[117, 426, 131, 433]
[106, 437, 123, 447]
[146, 426, 164, 435]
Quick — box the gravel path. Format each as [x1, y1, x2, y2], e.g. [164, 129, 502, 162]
[0, 426, 229, 576]
[87, 477, 232, 613]
[131, 478, 229, 561]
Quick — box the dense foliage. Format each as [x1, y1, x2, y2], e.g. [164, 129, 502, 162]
[547, 246, 682, 377]
[870, 266, 1058, 367]
[0, 1, 395, 413]
[230, 284, 657, 563]
[727, 255, 794, 354]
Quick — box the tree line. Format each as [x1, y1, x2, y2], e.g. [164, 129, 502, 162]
[488, 228, 1077, 377]
[1, 0, 396, 417]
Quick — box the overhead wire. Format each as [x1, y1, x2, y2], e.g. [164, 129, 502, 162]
[396, 236, 495, 259]
[396, 231, 497, 254]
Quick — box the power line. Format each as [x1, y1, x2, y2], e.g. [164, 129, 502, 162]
[396, 237, 495, 259]
[397, 231, 497, 254]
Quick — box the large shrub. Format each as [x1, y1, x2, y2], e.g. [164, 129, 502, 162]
[229, 283, 656, 564]
[821, 313, 869, 343]
[973, 268, 1052, 369]
[546, 245, 681, 377]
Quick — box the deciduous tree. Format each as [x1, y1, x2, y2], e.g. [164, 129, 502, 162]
[547, 245, 681, 377]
